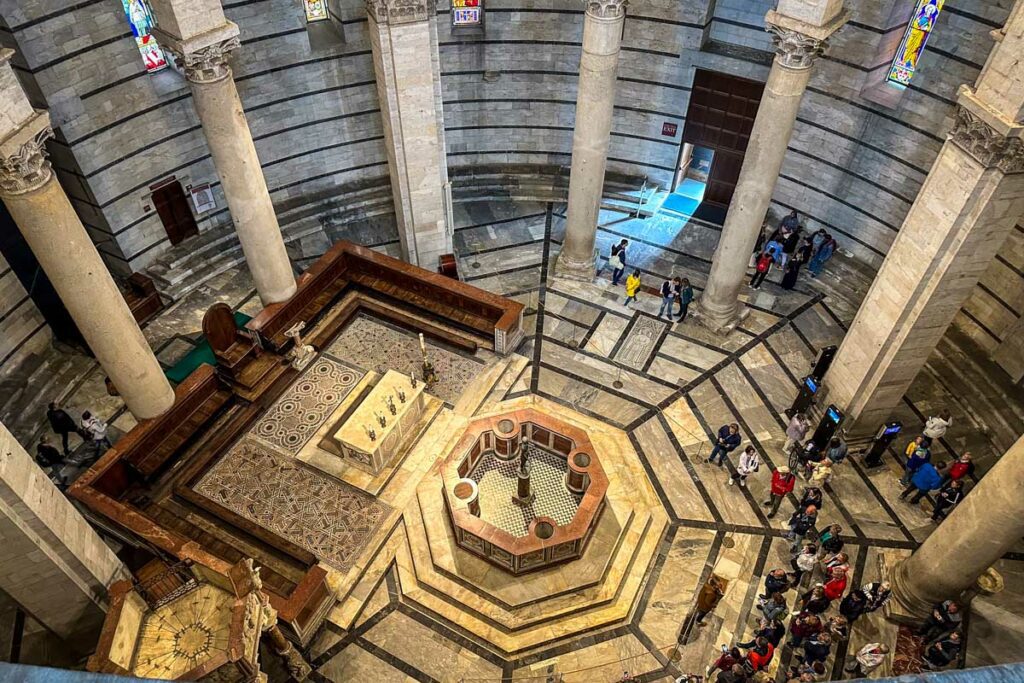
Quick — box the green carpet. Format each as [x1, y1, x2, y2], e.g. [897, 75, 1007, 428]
[164, 311, 252, 385]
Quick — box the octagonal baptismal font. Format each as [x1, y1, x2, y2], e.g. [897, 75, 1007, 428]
[441, 409, 608, 574]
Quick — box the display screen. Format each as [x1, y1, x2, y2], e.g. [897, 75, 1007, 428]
[883, 424, 903, 436]
[804, 377, 818, 393]
[452, 0, 482, 27]
[826, 406, 842, 424]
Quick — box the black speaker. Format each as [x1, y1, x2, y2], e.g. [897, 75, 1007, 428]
[810, 404, 844, 450]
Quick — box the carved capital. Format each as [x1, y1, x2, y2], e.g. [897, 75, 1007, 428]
[0, 126, 54, 196]
[949, 106, 1024, 174]
[366, 0, 435, 25]
[766, 23, 826, 69]
[585, 0, 627, 20]
[167, 37, 240, 84]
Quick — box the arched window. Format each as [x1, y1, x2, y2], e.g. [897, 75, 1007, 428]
[887, 0, 944, 86]
[121, 0, 167, 73]
[304, 0, 329, 22]
[452, 0, 483, 30]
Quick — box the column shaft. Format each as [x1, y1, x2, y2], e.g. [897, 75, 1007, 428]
[558, 5, 625, 277]
[892, 434, 1024, 616]
[698, 62, 811, 328]
[190, 73, 296, 304]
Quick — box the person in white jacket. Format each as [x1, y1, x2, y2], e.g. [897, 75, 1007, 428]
[729, 446, 761, 487]
[923, 409, 952, 446]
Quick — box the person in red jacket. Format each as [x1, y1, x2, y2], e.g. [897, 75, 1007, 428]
[763, 465, 796, 518]
[823, 567, 848, 601]
[750, 250, 774, 289]
[939, 452, 974, 488]
[741, 636, 775, 673]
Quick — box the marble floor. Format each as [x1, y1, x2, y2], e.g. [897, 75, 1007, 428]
[9, 199, 1024, 681]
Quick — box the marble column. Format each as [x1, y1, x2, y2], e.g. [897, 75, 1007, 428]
[0, 421, 129, 647]
[697, 1, 847, 331]
[149, 2, 296, 305]
[555, 0, 627, 280]
[366, 0, 452, 269]
[0, 50, 175, 419]
[826, 5, 1024, 435]
[891, 434, 1024, 617]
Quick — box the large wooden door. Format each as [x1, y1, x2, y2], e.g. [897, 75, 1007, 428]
[151, 179, 198, 246]
[682, 69, 765, 216]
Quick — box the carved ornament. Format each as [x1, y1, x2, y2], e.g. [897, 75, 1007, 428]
[949, 106, 1024, 174]
[585, 0, 627, 20]
[766, 23, 826, 69]
[366, 0, 435, 25]
[167, 37, 241, 84]
[0, 126, 54, 196]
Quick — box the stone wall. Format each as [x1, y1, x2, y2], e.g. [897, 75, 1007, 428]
[0, 252, 51, 377]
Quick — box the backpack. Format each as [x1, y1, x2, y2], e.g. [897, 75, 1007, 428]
[756, 254, 772, 273]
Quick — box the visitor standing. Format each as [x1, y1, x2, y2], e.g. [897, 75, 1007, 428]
[789, 543, 818, 585]
[707, 423, 742, 466]
[47, 401, 78, 456]
[658, 277, 680, 318]
[676, 277, 694, 322]
[81, 410, 111, 460]
[839, 589, 869, 624]
[939, 452, 974, 488]
[763, 465, 795, 517]
[694, 575, 727, 625]
[610, 239, 628, 286]
[844, 643, 889, 679]
[899, 446, 931, 487]
[729, 446, 760, 487]
[784, 413, 810, 454]
[624, 270, 642, 307]
[899, 460, 943, 503]
[798, 487, 824, 513]
[781, 210, 800, 232]
[825, 438, 848, 465]
[931, 480, 965, 522]
[922, 409, 952, 447]
[786, 505, 818, 551]
[807, 236, 835, 277]
[861, 581, 892, 614]
[780, 225, 802, 270]
[750, 251, 773, 289]
[808, 459, 834, 488]
[35, 437, 66, 479]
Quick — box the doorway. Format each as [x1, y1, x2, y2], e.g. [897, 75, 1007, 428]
[664, 143, 712, 219]
[150, 178, 199, 246]
[680, 69, 765, 223]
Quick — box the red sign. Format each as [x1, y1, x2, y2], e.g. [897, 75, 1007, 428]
[662, 122, 678, 137]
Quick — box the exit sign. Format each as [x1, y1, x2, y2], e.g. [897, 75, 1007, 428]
[662, 122, 678, 137]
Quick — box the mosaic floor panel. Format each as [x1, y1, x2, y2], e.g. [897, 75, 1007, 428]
[325, 314, 485, 405]
[469, 444, 580, 537]
[250, 357, 361, 455]
[195, 438, 391, 572]
[612, 315, 667, 371]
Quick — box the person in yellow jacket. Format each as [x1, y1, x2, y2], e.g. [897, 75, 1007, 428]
[624, 270, 642, 306]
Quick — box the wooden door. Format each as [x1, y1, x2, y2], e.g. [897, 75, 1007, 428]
[151, 179, 198, 246]
[682, 69, 765, 214]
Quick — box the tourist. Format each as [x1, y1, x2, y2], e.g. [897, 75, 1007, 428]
[823, 567, 848, 601]
[825, 437, 848, 465]
[707, 423, 742, 466]
[787, 612, 823, 648]
[729, 446, 760, 487]
[899, 446, 931, 487]
[810, 228, 828, 255]
[807, 235, 836, 277]
[81, 410, 111, 460]
[761, 618, 787, 648]
[931, 479, 965, 522]
[658, 277, 681, 318]
[939, 452, 974, 488]
[789, 543, 818, 586]
[35, 436, 65, 478]
[784, 413, 810, 454]
[899, 459, 943, 503]
[844, 643, 889, 678]
[707, 647, 742, 680]
[782, 237, 813, 291]
[694, 575, 726, 625]
[816, 524, 843, 556]
[798, 487, 824, 514]
[780, 225, 803, 270]
[716, 664, 749, 683]
[799, 631, 831, 666]
[922, 409, 952, 447]
[623, 269, 642, 307]
[759, 592, 790, 624]
[739, 636, 774, 674]
[918, 600, 962, 642]
[796, 441, 823, 479]
[923, 631, 962, 670]
[609, 239, 628, 286]
[753, 221, 772, 256]
[781, 210, 800, 232]
[762, 569, 791, 600]
[839, 589, 869, 624]
[763, 465, 795, 518]
[750, 250, 773, 290]
[808, 459, 834, 488]
[820, 550, 850, 580]
[47, 401, 78, 456]
[786, 505, 818, 551]
[861, 581, 892, 614]
[799, 584, 831, 615]
[676, 277, 694, 322]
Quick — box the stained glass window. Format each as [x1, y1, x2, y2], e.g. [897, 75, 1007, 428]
[452, 0, 483, 28]
[887, 0, 944, 86]
[121, 0, 167, 73]
[304, 0, 329, 22]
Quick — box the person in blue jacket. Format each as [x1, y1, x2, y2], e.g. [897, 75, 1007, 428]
[706, 423, 742, 467]
[899, 461, 944, 503]
[899, 447, 931, 486]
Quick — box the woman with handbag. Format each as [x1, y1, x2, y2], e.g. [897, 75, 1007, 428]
[609, 239, 628, 285]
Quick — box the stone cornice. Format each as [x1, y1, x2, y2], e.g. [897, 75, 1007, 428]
[766, 23, 827, 69]
[950, 106, 1024, 173]
[0, 122, 54, 197]
[164, 37, 241, 84]
[366, 0, 435, 25]
[585, 0, 627, 20]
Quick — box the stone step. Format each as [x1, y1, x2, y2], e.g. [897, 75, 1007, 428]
[0, 352, 48, 422]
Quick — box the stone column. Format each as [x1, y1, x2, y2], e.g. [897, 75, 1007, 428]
[367, 0, 452, 269]
[891, 434, 1024, 617]
[0, 51, 175, 419]
[0, 421, 129, 648]
[826, 5, 1024, 435]
[697, 1, 847, 331]
[555, 0, 627, 280]
[149, 2, 296, 305]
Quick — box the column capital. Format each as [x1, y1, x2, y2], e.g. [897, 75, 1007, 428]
[366, 0, 436, 25]
[0, 114, 54, 197]
[585, 0, 628, 20]
[765, 8, 848, 70]
[950, 104, 1024, 174]
[152, 22, 241, 84]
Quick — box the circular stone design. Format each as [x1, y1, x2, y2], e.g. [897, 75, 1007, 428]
[497, 419, 515, 434]
[454, 482, 474, 500]
[573, 452, 591, 467]
[534, 521, 554, 539]
[173, 623, 213, 659]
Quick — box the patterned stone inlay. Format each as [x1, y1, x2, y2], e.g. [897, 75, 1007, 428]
[326, 314, 485, 404]
[250, 357, 360, 455]
[469, 444, 580, 538]
[613, 315, 667, 370]
[196, 439, 391, 572]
